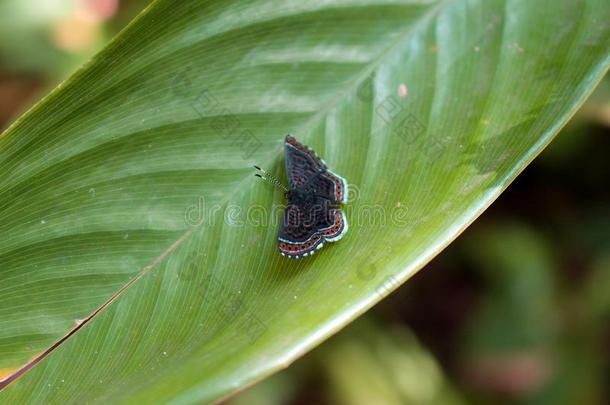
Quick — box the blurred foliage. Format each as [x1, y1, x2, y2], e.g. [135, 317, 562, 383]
[0, 0, 73, 75]
[0, 0, 150, 76]
[0, 2, 607, 404]
[229, 319, 464, 405]
[0, 0, 150, 128]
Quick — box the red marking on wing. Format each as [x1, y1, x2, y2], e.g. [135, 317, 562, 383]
[321, 211, 345, 238]
[285, 135, 326, 171]
[278, 210, 345, 257]
[322, 171, 345, 202]
[278, 234, 322, 256]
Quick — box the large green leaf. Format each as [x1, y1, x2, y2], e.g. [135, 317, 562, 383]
[1, 0, 608, 403]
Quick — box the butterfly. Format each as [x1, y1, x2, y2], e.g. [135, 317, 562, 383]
[255, 135, 348, 258]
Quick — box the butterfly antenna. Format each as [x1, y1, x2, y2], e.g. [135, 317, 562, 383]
[253, 166, 289, 193]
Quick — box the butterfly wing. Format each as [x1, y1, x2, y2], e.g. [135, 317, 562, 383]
[285, 135, 348, 204]
[313, 170, 348, 204]
[278, 198, 348, 258]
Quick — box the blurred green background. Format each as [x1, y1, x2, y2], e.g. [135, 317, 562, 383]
[1, 1, 608, 404]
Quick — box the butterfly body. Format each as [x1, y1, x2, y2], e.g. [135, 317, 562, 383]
[277, 135, 348, 258]
[286, 186, 318, 207]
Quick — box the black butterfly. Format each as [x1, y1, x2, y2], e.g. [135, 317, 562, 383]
[255, 135, 348, 258]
